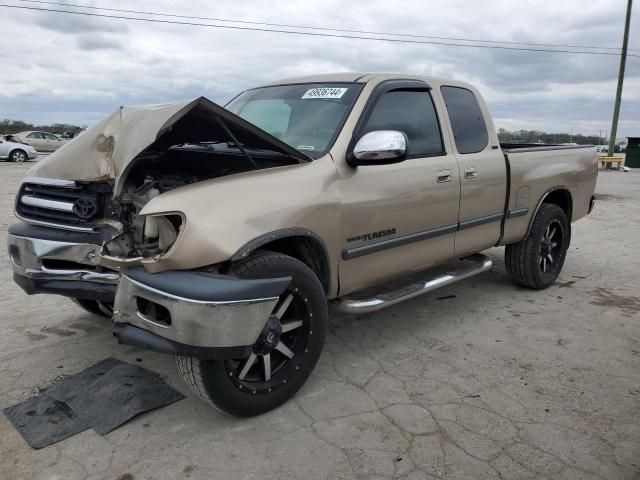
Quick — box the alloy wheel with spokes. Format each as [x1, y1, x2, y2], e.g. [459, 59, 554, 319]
[505, 203, 570, 290]
[11, 150, 27, 162]
[227, 288, 311, 394]
[175, 251, 327, 416]
[539, 220, 563, 274]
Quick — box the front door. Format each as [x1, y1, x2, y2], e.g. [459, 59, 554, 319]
[26, 132, 46, 150]
[337, 81, 460, 295]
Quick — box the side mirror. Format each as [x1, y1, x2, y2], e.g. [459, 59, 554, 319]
[350, 130, 407, 166]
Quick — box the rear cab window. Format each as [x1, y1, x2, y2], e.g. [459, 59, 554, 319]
[440, 86, 489, 154]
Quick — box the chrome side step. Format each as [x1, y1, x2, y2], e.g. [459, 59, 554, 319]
[335, 253, 493, 314]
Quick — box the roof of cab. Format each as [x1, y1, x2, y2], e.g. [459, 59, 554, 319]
[256, 72, 473, 89]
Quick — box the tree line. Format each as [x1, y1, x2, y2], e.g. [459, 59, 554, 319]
[0, 119, 84, 135]
[497, 128, 606, 145]
[1, 118, 611, 146]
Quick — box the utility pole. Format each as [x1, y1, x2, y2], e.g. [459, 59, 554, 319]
[608, 0, 633, 157]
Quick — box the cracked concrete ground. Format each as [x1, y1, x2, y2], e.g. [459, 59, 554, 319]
[1, 161, 639, 480]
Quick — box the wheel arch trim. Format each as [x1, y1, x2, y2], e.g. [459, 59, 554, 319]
[525, 186, 573, 238]
[230, 227, 332, 293]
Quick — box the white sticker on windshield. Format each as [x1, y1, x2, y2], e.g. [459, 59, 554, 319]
[302, 87, 347, 99]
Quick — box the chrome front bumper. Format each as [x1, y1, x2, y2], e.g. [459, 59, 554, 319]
[8, 233, 119, 285]
[112, 268, 291, 356]
[113, 273, 279, 348]
[9, 225, 290, 357]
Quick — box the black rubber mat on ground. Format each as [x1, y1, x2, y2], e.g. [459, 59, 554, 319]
[3, 358, 184, 449]
[3, 394, 87, 449]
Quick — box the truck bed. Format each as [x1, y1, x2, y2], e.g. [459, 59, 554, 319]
[500, 143, 598, 245]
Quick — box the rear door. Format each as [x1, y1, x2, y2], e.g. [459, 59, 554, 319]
[440, 85, 507, 256]
[44, 133, 61, 150]
[337, 80, 460, 295]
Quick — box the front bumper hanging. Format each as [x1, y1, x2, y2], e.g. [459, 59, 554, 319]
[8, 223, 119, 302]
[112, 268, 291, 359]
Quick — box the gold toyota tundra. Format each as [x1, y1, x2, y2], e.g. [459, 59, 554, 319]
[8, 73, 598, 416]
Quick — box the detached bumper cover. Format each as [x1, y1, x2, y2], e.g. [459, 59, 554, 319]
[112, 268, 290, 356]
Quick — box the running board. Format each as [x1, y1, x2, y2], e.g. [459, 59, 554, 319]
[335, 254, 493, 314]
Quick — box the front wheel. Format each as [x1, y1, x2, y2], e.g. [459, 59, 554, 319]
[176, 251, 327, 416]
[71, 298, 113, 317]
[10, 149, 27, 162]
[505, 204, 570, 289]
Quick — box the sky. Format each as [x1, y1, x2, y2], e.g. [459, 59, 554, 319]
[0, 0, 639, 138]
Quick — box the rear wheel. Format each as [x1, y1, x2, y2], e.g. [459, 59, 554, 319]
[505, 204, 570, 289]
[176, 251, 327, 416]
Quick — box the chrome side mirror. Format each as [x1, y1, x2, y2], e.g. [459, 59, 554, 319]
[350, 130, 407, 166]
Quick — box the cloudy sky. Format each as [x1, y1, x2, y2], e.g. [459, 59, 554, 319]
[1, 0, 638, 138]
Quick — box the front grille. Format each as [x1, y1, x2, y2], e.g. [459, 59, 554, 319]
[16, 180, 112, 230]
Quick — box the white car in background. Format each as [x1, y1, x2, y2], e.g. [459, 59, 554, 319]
[0, 136, 38, 162]
[13, 131, 66, 152]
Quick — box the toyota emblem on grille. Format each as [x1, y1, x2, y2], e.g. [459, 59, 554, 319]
[72, 197, 97, 219]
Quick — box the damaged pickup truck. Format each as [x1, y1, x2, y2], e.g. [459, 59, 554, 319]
[8, 73, 598, 416]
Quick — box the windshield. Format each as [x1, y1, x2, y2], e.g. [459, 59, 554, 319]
[226, 83, 361, 158]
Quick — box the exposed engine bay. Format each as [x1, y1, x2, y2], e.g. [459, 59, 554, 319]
[102, 141, 301, 262]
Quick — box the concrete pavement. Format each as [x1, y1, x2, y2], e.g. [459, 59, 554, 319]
[0, 161, 638, 480]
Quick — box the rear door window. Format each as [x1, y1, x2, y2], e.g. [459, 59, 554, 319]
[440, 86, 488, 154]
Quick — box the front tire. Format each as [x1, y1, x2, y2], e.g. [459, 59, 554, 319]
[10, 149, 27, 162]
[505, 204, 570, 289]
[176, 251, 327, 416]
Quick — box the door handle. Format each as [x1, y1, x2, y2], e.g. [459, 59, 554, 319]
[464, 167, 478, 179]
[437, 169, 452, 183]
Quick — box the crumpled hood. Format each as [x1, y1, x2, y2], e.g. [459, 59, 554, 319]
[27, 96, 309, 184]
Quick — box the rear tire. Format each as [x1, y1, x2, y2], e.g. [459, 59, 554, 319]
[505, 204, 570, 289]
[176, 251, 327, 416]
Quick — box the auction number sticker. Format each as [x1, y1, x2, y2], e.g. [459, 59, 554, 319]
[302, 87, 348, 99]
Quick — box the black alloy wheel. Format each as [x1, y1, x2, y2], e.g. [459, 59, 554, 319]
[505, 203, 570, 289]
[225, 285, 311, 395]
[176, 251, 327, 416]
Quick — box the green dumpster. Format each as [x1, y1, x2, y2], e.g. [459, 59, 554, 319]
[626, 137, 640, 168]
